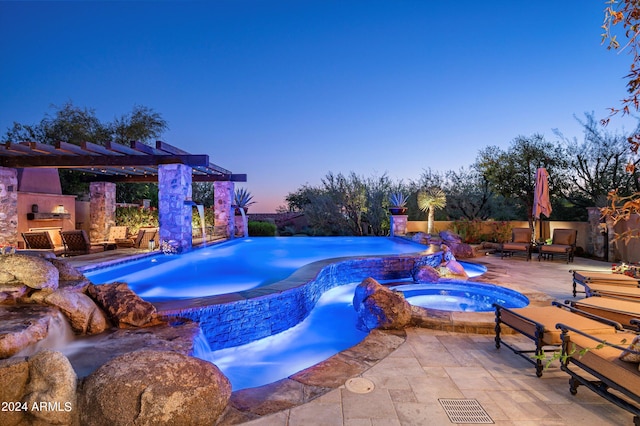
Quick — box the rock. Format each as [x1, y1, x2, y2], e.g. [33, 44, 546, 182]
[22, 350, 77, 426]
[79, 350, 231, 426]
[0, 357, 29, 426]
[47, 258, 85, 282]
[86, 282, 159, 328]
[0, 254, 59, 290]
[0, 284, 29, 304]
[439, 230, 462, 244]
[0, 305, 60, 358]
[0, 271, 17, 283]
[353, 277, 412, 331]
[441, 261, 469, 279]
[411, 232, 430, 245]
[412, 264, 441, 283]
[44, 289, 109, 335]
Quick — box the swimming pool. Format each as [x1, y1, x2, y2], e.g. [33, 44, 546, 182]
[84, 237, 430, 301]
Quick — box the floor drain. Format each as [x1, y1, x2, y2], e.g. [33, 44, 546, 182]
[439, 399, 494, 424]
[345, 377, 375, 394]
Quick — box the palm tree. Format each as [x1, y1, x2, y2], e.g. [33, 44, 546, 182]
[417, 187, 447, 234]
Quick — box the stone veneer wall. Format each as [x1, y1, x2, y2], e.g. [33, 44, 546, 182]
[158, 164, 193, 251]
[214, 181, 234, 238]
[89, 182, 116, 243]
[162, 252, 442, 350]
[0, 167, 18, 245]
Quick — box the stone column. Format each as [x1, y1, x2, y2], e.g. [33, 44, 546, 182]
[214, 181, 234, 238]
[390, 215, 408, 236]
[586, 207, 606, 259]
[89, 182, 116, 243]
[158, 164, 193, 252]
[0, 167, 18, 245]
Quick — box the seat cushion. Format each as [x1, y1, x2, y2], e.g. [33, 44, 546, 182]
[540, 244, 571, 254]
[569, 331, 640, 396]
[503, 242, 530, 251]
[575, 297, 640, 328]
[512, 228, 531, 243]
[499, 306, 616, 345]
[552, 229, 576, 245]
[574, 271, 640, 286]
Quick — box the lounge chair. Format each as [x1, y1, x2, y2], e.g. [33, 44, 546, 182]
[500, 228, 532, 261]
[585, 284, 640, 301]
[572, 269, 640, 297]
[22, 231, 56, 251]
[570, 296, 640, 330]
[538, 228, 577, 263]
[557, 322, 640, 424]
[59, 230, 104, 256]
[132, 228, 158, 249]
[101, 226, 128, 249]
[494, 302, 622, 377]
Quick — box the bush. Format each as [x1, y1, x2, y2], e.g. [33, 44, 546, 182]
[248, 221, 277, 236]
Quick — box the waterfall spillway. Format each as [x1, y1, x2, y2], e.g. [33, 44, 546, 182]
[196, 204, 206, 245]
[238, 207, 249, 238]
[16, 310, 75, 357]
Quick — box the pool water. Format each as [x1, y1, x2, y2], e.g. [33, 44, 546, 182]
[84, 237, 428, 300]
[389, 281, 529, 312]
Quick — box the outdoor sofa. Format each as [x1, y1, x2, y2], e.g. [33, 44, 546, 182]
[494, 301, 622, 377]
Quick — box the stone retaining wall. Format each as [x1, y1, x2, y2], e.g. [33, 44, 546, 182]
[160, 252, 442, 350]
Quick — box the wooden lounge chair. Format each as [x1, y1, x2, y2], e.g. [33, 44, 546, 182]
[557, 323, 640, 424]
[572, 269, 640, 297]
[494, 302, 622, 377]
[500, 228, 532, 261]
[586, 284, 640, 301]
[59, 230, 104, 256]
[538, 228, 577, 263]
[22, 231, 56, 251]
[132, 228, 158, 249]
[570, 296, 640, 330]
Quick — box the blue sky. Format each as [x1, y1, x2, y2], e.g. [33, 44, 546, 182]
[0, 1, 635, 212]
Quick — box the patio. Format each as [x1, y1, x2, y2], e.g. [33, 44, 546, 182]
[64, 248, 636, 425]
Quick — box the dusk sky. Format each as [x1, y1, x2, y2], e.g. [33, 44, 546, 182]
[0, 1, 636, 212]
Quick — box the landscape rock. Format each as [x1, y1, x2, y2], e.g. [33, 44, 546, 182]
[0, 357, 29, 426]
[86, 282, 159, 328]
[44, 289, 109, 334]
[22, 350, 77, 426]
[79, 349, 231, 426]
[0, 254, 59, 290]
[0, 284, 29, 304]
[353, 277, 412, 331]
[0, 305, 60, 358]
[47, 258, 85, 282]
[412, 264, 441, 283]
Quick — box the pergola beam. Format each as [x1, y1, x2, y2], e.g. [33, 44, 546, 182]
[0, 154, 210, 168]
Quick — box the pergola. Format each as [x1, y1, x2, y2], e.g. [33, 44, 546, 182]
[0, 140, 246, 251]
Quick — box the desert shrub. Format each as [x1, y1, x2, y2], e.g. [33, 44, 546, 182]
[248, 221, 277, 236]
[115, 206, 158, 235]
[450, 218, 483, 243]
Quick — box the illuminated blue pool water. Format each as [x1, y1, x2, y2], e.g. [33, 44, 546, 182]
[84, 237, 429, 300]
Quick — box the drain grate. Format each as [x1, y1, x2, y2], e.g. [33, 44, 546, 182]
[439, 399, 494, 424]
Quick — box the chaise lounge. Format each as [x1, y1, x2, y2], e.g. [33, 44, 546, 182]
[557, 322, 640, 425]
[494, 301, 622, 377]
[21, 231, 65, 255]
[59, 230, 105, 256]
[572, 269, 640, 297]
[570, 296, 640, 331]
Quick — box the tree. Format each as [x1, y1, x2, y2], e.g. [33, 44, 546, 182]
[417, 187, 447, 234]
[443, 167, 494, 220]
[111, 105, 168, 145]
[475, 134, 569, 230]
[557, 113, 640, 208]
[363, 174, 393, 236]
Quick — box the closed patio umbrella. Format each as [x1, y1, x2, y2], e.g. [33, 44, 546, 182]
[532, 167, 552, 241]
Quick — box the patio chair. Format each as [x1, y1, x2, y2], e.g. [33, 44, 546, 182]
[572, 269, 640, 297]
[494, 301, 622, 377]
[132, 227, 158, 249]
[585, 284, 640, 301]
[538, 228, 577, 263]
[103, 226, 129, 249]
[22, 231, 56, 251]
[570, 296, 640, 330]
[557, 322, 640, 424]
[59, 230, 104, 256]
[500, 228, 532, 261]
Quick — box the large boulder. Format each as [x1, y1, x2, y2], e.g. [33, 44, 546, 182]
[353, 277, 412, 331]
[79, 350, 232, 426]
[22, 350, 77, 426]
[0, 305, 61, 358]
[0, 254, 59, 290]
[44, 289, 109, 334]
[0, 357, 29, 426]
[86, 282, 159, 328]
[412, 264, 441, 283]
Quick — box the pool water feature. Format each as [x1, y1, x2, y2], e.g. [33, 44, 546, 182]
[389, 281, 529, 312]
[84, 237, 430, 301]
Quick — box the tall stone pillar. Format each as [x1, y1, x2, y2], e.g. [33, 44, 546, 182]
[0, 167, 18, 245]
[158, 164, 193, 252]
[89, 182, 116, 243]
[214, 181, 234, 238]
